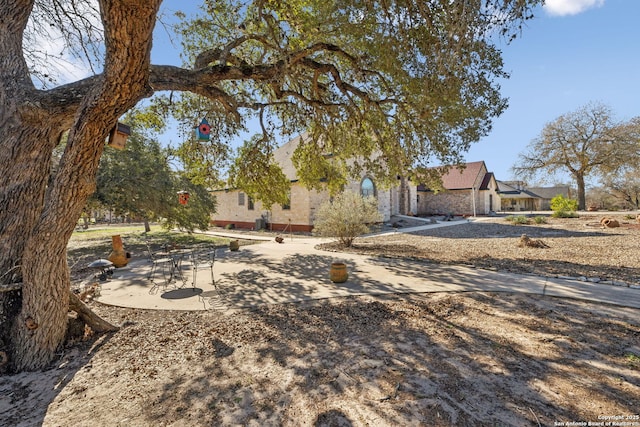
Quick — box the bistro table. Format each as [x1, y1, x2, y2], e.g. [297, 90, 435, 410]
[167, 248, 192, 286]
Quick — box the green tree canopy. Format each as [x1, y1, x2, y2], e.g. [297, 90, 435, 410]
[160, 0, 542, 199]
[92, 119, 216, 232]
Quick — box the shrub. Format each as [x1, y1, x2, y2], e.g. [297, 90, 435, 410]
[552, 210, 579, 218]
[533, 216, 547, 224]
[550, 194, 579, 218]
[505, 215, 530, 225]
[313, 191, 383, 247]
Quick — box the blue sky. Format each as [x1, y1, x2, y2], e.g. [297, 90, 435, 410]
[465, 0, 640, 183]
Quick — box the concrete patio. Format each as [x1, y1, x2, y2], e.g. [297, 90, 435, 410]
[95, 234, 640, 311]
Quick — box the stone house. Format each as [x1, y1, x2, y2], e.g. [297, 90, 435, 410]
[416, 161, 501, 216]
[210, 134, 417, 232]
[498, 181, 572, 211]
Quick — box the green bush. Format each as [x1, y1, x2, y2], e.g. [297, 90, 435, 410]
[550, 194, 579, 218]
[505, 215, 530, 225]
[533, 216, 548, 224]
[552, 210, 579, 218]
[313, 191, 383, 247]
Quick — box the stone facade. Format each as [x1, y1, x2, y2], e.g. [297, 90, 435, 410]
[416, 161, 500, 216]
[208, 132, 536, 231]
[211, 176, 415, 232]
[211, 183, 327, 232]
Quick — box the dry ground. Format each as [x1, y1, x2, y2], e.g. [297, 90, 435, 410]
[330, 214, 640, 287]
[1, 214, 639, 426]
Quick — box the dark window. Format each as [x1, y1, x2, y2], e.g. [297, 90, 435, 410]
[282, 192, 291, 210]
[248, 196, 254, 210]
[238, 192, 245, 206]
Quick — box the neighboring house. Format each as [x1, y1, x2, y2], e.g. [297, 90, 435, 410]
[497, 181, 572, 211]
[416, 161, 501, 216]
[210, 134, 417, 232]
[527, 186, 572, 210]
[497, 180, 540, 211]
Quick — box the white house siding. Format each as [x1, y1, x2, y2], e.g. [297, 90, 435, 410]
[479, 179, 501, 214]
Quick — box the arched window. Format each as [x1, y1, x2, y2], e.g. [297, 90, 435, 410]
[360, 177, 376, 198]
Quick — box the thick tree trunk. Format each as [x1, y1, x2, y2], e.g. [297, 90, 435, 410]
[0, 0, 162, 372]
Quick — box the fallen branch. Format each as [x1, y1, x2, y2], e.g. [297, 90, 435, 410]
[517, 234, 549, 249]
[529, 407, 541, 427]
[68, 290, 119, 333]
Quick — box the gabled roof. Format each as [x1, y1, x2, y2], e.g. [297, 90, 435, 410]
[439, 161, 487, 190]
[527, 186, 570, 200]
[478, 172, 495, 191]
[497, 180, 521, 194]
[272, 133, 306, 180]
[497, 181, 543, 199]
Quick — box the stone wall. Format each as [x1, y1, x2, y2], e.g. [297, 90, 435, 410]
[211, 183, 324, 231]
[418, 190, 474, 216]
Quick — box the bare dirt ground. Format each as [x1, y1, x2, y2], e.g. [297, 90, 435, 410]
[2, 214, 640, 426]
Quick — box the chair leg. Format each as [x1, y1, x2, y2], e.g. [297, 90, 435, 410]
[147, 263, 154, 281]
[148, 262, 159, 282]
[174, 260, 186, 287]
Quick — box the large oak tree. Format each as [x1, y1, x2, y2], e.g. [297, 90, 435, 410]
[512, 102, 640, 210]
[1, 0, 541, 372]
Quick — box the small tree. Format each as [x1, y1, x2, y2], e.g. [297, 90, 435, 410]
[550, 194, 579, 218]
[313, 191, 382, 247]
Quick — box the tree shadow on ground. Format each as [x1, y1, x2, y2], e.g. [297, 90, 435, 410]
[404, 221, 617, 239]
[209, 251, 484, 309]
[135, 293, 639, 426]
[0, 331, 116, 427]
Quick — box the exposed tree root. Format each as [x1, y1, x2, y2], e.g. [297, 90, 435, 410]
[68, 290, 119, 333]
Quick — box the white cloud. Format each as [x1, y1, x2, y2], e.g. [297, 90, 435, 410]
[544, 0, 605, 16]
[25, 0, 102, 88]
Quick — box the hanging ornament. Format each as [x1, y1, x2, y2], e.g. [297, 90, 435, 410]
[177, 191, 190, 205]
[195, 118, 211, 141]
[107, 122, 131, 150]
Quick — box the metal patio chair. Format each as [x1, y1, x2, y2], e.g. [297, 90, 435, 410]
[145, 242, 175, 285]
[189, 246, 216, 289]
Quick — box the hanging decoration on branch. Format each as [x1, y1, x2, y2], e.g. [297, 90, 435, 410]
[107, 122, 131, 150]
[177, 191, 190, 205]
[195, 118, 211, 141]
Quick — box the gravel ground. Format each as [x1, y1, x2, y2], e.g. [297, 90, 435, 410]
[323, 213, 640, 287]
